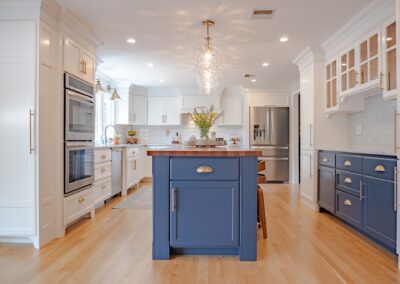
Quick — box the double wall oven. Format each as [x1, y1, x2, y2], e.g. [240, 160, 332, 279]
[64, 73, 95, 196]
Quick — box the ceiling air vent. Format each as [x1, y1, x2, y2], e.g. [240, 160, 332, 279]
[251, 9, 276, 20]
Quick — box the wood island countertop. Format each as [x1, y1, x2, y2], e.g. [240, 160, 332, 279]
[147, 146, 262, 157]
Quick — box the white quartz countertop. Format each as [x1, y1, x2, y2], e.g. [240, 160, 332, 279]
[95, 143, 173, 149]
[317, 147, 397, 157]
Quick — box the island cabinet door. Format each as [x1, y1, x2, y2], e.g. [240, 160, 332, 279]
[318, 166, 335, 213]
[363, 176, 397, 251]
[170, 181, 239, 248]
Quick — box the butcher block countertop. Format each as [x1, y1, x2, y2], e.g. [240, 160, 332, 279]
[147, 146, 262, 157]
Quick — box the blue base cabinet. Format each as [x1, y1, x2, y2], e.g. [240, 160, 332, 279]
[318, 166, 335, 213]
[363, 176, 396, 251]
[170, 181, 239, 248]
[152, 155, 258, 261]
[318, 151, 397, 253]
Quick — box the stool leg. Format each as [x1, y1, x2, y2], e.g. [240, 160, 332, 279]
[258, 187, 267, 239]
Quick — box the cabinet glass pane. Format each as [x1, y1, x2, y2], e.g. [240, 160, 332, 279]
[370, 57, 378, 81]
[360, 63, 368, 84]
[341, 54, 347, 73]
[332, 78, 337, 107]
[326, 65, 331, 80]
[332, 61, 337, 77]
[326, 81, 331, 108]
[369, 34, 378, 57]
[387, 49, 397, 91]
[386, 22, 396, 49]
[341, 73, 347, 91]
[349, 69, 356, 89]
[349, 49, 355, 69]
[360, 40, 368, 63]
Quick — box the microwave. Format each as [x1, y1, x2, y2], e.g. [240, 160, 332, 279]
[64, 73, 95, 141]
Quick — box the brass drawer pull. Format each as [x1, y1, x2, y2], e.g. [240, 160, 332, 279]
[344, 160, 352, 167]
[344, 177, 352, 184]
[101, 168, 106, 173]
[322, 157, 328, 162]
[344, 199, 352, 206]
[374, 164, 385, 172]
[101, 155, 106, 159]
[197, 166, 213, 174]
[101, 185, 106, 189]
[78, 197, 85, 204]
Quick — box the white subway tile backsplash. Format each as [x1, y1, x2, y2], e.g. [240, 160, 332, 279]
[348, 94, 396, 153]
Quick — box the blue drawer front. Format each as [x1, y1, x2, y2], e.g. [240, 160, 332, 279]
[170, 157, 239, 181]
[336, 170, 362, 197]
[336, 190, 363, 230]
[319, 151, 335, 168]
[363, 157, 396, 181]
[170, 181, 239, 248]
[336, 154, 362, 173]
[363, 176, 397, 251]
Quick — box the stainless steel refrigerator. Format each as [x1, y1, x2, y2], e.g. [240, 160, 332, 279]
[250, 107, 289, 182]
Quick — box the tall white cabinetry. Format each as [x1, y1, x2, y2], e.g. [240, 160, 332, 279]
[219, 96, 243, 126]
[0, 21, 37, 238]
[115, 85, 148, 125]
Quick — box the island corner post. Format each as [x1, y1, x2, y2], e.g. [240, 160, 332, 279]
[148, 148, 261, 261]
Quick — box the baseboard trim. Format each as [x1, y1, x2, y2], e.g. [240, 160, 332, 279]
[300, 193, 319, 211]
[0, 236, 33, 245]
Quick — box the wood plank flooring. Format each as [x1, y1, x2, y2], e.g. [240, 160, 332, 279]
[0, 183, 399, 284]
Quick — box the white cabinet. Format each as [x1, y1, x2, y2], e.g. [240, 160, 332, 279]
[148, 96, 181, 125]
[93, 148, 112, 206]
[63, 37, 95, 84]
[130, 95, 148, 125]
[123, 147, 143, 195]
[64, 187, 94, 226]
[0, 21, 36, 237]
[300, 66, 315, 151]
[382, 19, 397, 99]
[220, 96, 242, 126]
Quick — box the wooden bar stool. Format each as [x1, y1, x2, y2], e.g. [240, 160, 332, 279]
[257, 160, 267, 239]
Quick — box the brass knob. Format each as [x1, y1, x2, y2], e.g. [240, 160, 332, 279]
[78, 197, 85, 204]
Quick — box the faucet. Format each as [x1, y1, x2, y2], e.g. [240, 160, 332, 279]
[104, 124, 119, 145]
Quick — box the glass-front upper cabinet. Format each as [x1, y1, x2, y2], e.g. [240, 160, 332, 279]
[340, 46, 358, 96]
[358, 29, 381, 88]
[382, 20, 397, 99]
[325, 58, 338, 110]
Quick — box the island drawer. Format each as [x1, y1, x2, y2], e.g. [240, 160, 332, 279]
[363, 156, 396, 181]
[336, 170, 362, 197]
[336, 190, 362, 230]
[170, 158, 239, 181]
[319, 151, 335, 168]
[336, 154, 362, 173]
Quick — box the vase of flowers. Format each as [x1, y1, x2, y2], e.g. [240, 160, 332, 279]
[189, 105, 223, 141]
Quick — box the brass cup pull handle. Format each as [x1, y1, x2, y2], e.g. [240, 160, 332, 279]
[344, 177, 352, 184]
[322, 158, 328, 162]
[101, 155, 106, 159]
[101, 168, 106, 173]
[78, 197, 85, 204]
[197, 166, 213, 174]
[374, 165, 385, 172]
[344, 160, 352, 167]
[101, 185, 106, 189]
[344, 199, 352, 206]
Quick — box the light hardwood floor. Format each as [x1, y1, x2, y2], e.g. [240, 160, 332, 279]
[1, 183, 399, 284]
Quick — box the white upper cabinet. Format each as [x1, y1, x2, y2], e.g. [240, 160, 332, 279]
[220, 96, 242, 126]
[339, 45, 358, 97]
[130, 95, 148, 125]
[382, 19, 397, 99]
[325, 57, 338, 112]
[148, 96, 181, 125]
[63, 37, 95, 84]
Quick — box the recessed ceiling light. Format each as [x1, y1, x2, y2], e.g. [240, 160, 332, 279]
[126, 38, 136, 44]
[160, 79, 165, 83]
[147, 63, 154, 67]
[280, 36, 289, 42]
[262, 62, 269, 67]
[251, 78, 257, 82]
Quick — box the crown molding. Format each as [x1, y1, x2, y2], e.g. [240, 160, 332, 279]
[292, 46, 325, 72]
[0, 0, 40, 20]
[322, 0, 395, 59]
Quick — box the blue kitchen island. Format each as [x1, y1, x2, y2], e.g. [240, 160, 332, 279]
[147, 147, 262, 261]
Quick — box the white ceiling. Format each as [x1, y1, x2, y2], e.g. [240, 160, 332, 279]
[56, 0, 374, 93]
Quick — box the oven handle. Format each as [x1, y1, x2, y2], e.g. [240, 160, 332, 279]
[66, 142, 95, 148]
[258, 157, 289, 161]
[67, 90, 95, 103]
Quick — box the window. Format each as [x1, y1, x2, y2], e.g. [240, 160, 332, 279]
[95, 92, 114, 142]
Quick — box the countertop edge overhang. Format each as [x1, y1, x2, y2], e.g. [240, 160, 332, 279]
[147, 148, 262, 157]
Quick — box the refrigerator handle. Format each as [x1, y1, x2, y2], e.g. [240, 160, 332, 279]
[265, 108, 270, 144]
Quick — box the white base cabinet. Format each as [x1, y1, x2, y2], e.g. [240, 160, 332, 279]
[64, 188, 95, 226]
[94, 149, 112, 206]
[93, 178, 112, 205]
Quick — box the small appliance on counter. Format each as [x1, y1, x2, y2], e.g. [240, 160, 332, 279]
[172, 131, 181, 144]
